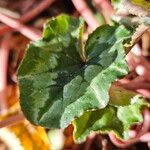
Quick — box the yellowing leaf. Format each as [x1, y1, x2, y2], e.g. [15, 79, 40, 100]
[9, 123, 50, 150]
[131, 0, 150, 11]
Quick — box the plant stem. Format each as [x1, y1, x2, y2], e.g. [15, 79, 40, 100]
[93, 0, 114, 24]
[0, 35, 11, 114]
[72, 0, 99, 30]
[0, 114, 25, 128]
[0, 0, 55, 36]
[0, 13, 41, 41]
[118, 81, 150, 90]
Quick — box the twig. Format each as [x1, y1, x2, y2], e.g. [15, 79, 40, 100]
[136, 89, 150, 98]
[142, 31, 150, 56]
[0, 0, 55, 36]
[138, 56, 150, 82]
[0, 35, 11, 114]
[0, 114, 25, 128]
[93, 0, 114, 24]
[93, 0, 114, 14]
[21, 0, 55, 23]
[0, 13, 41, 41]
[72, 0, 99, 30]
[127, 54, 150, 81]
[0, 7, 20, 18]
[115, 79, 150, 98]
[119, 81, 150, 90]
[140, 132, 150, 142]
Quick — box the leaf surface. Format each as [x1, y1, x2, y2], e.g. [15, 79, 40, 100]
[73, 91, 148, 142]
[112, 0, 150, 16]
[17, 15, 130, 129]
[112, 0, 150, 50]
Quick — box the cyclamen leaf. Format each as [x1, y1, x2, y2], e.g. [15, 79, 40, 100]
[73, 106, 123, 143]
[112, 0, 150, 49]
[73, 93, 148, 143]
[17, 14, 130, 129]
[109, 85, 136, 106]
[61, 25, 130, 128]
[112, 0, 150, 27]
[18, 14, 85, 128]
[112, 17, 150, 51]
[112, 0, 150, 16]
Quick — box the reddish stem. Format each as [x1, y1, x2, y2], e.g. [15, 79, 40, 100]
[140, 132, 150, 142]
[0, 0, 55, 36]
[0, 114, 25, 128]
[119, 81, 150, 90]
[0, 35, 11, 114]
[72, 0, 99, 30]
[136, 89, 150, 99]
[20, 0, 54, 23]
[93, 0, 114, 14]
[0, 13, 41, 41]
[114, 78, 150, 98]
[93, 0, 114, 24]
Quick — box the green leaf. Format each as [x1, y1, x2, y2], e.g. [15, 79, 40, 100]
[112, 0, 150, 16]
[112, 0, 150, 49]
[73, 106, 123, 143]
[73, 93, 148, 142]
[17, 14, 130, 129]
[18, 14, 85, 128]
[61, 25, 130, 128]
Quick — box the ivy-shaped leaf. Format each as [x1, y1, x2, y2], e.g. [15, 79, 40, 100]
[112, 0, 150, 49]
[73, 87, 149, 143]
[61, 24, 130, 128]
[112, 0, 150, 16]
[112, 15, 150, 49]
[17, 14, 130, 130]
